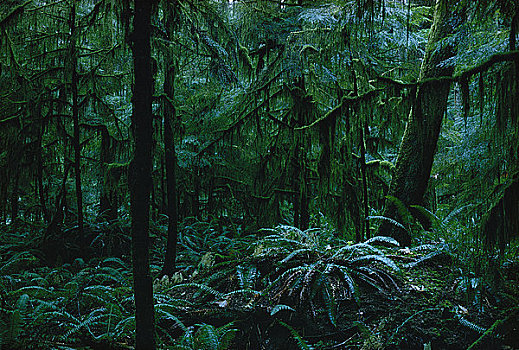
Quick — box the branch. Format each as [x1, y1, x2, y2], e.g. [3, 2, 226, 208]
[377, 50, 519, 88]
[0, 0, 32, 28]
[197, 89, 284, 156]
[295, 88, 383, 131]
[456, 50, 519, 81]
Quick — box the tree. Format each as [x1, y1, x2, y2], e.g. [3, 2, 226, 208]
[129, 0, 157, 348]
[378, 0, 464, 246]
[161, 2, 180, 277]
[69, 1, 84, 236]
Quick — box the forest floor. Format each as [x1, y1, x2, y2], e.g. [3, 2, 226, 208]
[164, 236, 519, 349]
[1, 220, 518, 349]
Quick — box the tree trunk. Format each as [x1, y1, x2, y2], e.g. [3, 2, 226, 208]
[37, 129, 49, 223]
[192, 165, 200, 219]
[10, 175, 19, 224]
[70, 2, 83, 235]
[359, 122, 369, 242]
[378, 0, 462, 246]
[161, 60, 179, 276]
[130, 0, 157, 348]
[99, 127, 118, 221]
[0, 167, 7, 224]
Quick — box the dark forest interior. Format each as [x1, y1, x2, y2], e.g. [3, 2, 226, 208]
[1, 0, 519, 349]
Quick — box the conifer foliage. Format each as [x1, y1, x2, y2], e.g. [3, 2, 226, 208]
[0, 0, 518, 348]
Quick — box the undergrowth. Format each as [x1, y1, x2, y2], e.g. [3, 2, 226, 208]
[1, 218, 518, 349]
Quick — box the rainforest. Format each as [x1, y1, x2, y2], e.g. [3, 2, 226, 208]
[1, 0, 518, 349]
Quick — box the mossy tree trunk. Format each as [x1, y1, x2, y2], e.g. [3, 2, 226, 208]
[378, 0, 463, 246]
[129, 0, 157, 348]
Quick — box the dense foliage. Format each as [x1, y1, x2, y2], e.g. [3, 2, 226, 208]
[1, 0, 518, 349]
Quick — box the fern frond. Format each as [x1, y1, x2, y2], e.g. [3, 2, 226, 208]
[280, 248, 313, 265]
[326, 264, 356, 298]
[364, 236, 400, 247]
[5, 294, 29, 342]
[270, 304, 296, 316]
[155, 307, 187, 331]
[10, 285, 53, 298]
[224, 289, 259, 297]
[278, 321, 314, 350]
[350, 254, 400, 272]
[195, 323, 219, 349]
[320, 284, 337, 326]
[457, 316, 486, 334]
[64, 307, 107, 339]
[167, 283, 224, 299]
[113, 316, 135, 338]
[0, 252, 37, 275]
[367, 215, 406, 231]
[331, 242, 383, 259]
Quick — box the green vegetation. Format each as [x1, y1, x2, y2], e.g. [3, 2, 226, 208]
[1, 0, 518, 349]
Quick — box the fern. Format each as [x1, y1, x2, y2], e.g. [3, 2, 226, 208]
[155, 304, 187, 331]
[278, 321, 314, 350]
[3, 294, 29, 345]
[0, 252, 38, 275]
[320, 281, 337, 326]
[457, 315, 486, 334]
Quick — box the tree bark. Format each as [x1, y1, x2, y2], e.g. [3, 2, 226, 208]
[130, 0, 157, 348]
[378, 0, 462, 246]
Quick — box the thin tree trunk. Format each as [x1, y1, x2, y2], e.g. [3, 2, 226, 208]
[292, 151, 301, 228]
[130, 0, 157, 348]
[162, 61, 179, 276]
[378, 0, 462, 246]
[99, 127, 118, 221]
[46, 162, 72, 236]
[192, 165, 200, 219]
[37, 133, 49, 223]
[10, 175, 19, 224]
[0, 169, 7, 224]
[360, 122, 369, 241]
[70, 2, 83, 235]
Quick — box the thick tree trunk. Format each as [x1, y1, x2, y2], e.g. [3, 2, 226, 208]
[378, 0, 461, 246]
[162, 62, 179, 276]
[130, 0, 157, 348]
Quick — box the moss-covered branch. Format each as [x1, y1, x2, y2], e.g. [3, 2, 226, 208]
[377, 50, 519, 88]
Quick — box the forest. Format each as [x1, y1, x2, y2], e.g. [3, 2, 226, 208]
[0, 0, 518, 349]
